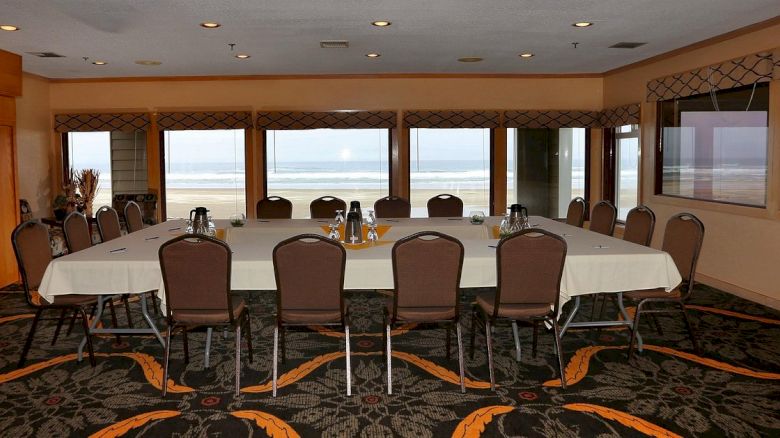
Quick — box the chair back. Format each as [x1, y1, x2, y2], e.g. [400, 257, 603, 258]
[310, 196, 347, 219]
[623, 205, 655, 246]
[124, 201, 144, 233]
[495, 229, 567, 317]
[426, 194, 463, 217]
[256, 196, 293, 219]
[63, 211, 92, 253]
[374, 196, 411, 218]
[661, 213, 704, 294]
[589, 200, 617, 236]
[158, 235, 235, 322]
[273, 234, 346, 322]
[11, 221, 52, 307]
[566, 197, 586, 227]
[96, 206, 122, 242]
[391, 232, 464, 317]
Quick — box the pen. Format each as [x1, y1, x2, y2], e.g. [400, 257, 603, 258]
[109, 247, 127, 253]
[168, 227, 181, 231]
[145, 236, 159, 241]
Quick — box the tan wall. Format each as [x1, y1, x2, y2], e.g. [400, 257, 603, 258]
[15, 74, 52, 216]
[603, 22, 780, 307]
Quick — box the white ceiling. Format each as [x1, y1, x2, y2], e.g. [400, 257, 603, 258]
[1, 0, 778, 78]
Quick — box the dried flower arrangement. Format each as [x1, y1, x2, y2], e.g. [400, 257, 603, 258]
[72, 168, 100, 217]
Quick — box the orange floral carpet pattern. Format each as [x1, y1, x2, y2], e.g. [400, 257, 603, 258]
[0, 284, 778, 437]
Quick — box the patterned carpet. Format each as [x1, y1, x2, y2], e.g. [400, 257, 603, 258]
[0, 284, 778, 437]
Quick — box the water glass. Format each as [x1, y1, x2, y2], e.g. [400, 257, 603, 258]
[367, 224, 379, 242]
[366, 209, 376, 227]
[335, 210, 345, 225]
[328, 224, 340, 240]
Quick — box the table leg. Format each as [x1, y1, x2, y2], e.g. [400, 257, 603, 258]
[511, 321, 522, 362]
[139, 293, 165, 346]
[78, 295, 106, 362]
[616, 292, 643, 352]
[205, 328, 213, 368]
[558, 296, 581, 337]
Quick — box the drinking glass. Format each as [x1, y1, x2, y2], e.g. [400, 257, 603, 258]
[328, 224, 340, 240]
[335, 210, 345, 225]
[367, 224, 379, 242]
[366, 209, 376, 227]
[469, 210, 485, 225]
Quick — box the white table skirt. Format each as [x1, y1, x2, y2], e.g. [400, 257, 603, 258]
[38, 216, 682, 309]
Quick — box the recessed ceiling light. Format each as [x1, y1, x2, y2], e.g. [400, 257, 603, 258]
[519, 53, 534, 58]
[457, 57, 483, 63]
[135, 60, 162, 66]
[200, 22, 221, 28]
[92, 61, 107, 65]
[365, 53, 381, 58]
[235, 54, 251, 59]
[573, 22, 593, 27]
[371, 20, 392, 27]
[0, 25, 20, 32]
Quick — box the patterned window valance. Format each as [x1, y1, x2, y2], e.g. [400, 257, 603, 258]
[256, 111, 397, 130]
[646, 51, 776, 102]
[54, 113, 150, 133]
[156, 112, 253, 130]
[403, 111, 500, 128]
[599, 104, 641, 128]
[503, 110, 601, 129]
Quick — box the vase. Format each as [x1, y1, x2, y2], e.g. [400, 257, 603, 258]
[84, 201, 93, 218]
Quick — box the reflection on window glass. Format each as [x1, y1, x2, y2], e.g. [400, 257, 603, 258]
[506, 128, 586, 218]
[615, 124, 639, 221]
[409, 128, 490, 217]
[68, 132, 112, 208]
[659, 83, 768, 206]
[164, 130, 246, 219]
[266, 129, 389, 218]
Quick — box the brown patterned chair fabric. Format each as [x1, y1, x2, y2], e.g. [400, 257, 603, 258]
[565, 197, 586, 227]
[386, 231, 466, 394]
[426, 194, 464, 218]
[589, 201, 617, 236]
[96, 206, 122, 242]
[623, 213, 705, 360]
[63, 212, 92, 253]
[272, 234, 351, 396]
[471, 229, 568, 390]
[374, 196, 411, 218]
[309, 196, 347, 219]
[11, 221, 98, 368]
[623, 205, 656, 246]
[124, 201, 144, 233]
[256, 196, 293, 219]
[158, 235, 252, 396]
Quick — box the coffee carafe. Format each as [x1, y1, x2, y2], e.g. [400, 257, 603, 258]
[345, 211, 363, 244]
[190, 207, 210, 235]
[349, 200, 363, 224]
[509, 204, 528, 229]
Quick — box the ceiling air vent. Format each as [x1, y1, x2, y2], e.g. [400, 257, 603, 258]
[609, 42, 646, 49]
[320, 40, 349, 49]
[27, 52, 66, 58]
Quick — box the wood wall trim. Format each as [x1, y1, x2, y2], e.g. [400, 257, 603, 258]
[697, 273, 780, 310]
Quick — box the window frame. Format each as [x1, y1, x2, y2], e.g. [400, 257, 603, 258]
[604, 124, 640, 223]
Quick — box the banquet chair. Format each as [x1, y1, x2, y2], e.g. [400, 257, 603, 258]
[124, 201, 144, 233]
[564, 197, 586, 227]
[386, 232, 465, 394]
[624, 213, 704, 361]
[589, 200, 617, 236]
[426, 194, 464, 217]
[470, 229, 568, 390]
[158, 234, 253, 397]
[623, 205, 656, 246]
[374, 196, 411, 218]
[12, 221, 97, 368]
[309, 196, 347, 219]
[256, 196, 293, 219]
[272, 234, 351, 396]
[96, 206, 122, 242]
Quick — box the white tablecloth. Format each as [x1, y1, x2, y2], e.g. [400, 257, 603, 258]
[38, 216, 682, 308]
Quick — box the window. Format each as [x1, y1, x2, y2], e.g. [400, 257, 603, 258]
[66, 132, 113, 208]
[615, 124, 640, 221]
[507, 128, 588, 218]
[265, 129, 389, 218]
[657, 83, 769, 206]
[409, 128, 491, 217]
[163, 129, 246, 219]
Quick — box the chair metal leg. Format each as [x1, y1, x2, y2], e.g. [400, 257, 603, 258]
[511, 321, 522, 362]
[627, 303, 643, 361]
[51, 309, 67, 346]
[456, 322, 465, 394]
[122, 295, 134, 328]
[272, 326, 279, 397]
[182, 327, 190, 364]
[532, 321, 539, 358]
[680, 303, 700, 353]
[386, 323, 392, 395]
[18, 308, 43, 368]
[65, 309, 78, 336]
[162, 323, 172, 397]
[235, 324, 241, 397]
[204, 327, 212, 368]
[485, 319, 495, 391]
[551, 318, 566, 390]
[149, 292, 159, 315]
[345, 323, 352, 396]
[650, 314, 664, 336]
[107, 299, 121, 343]
[79, 307, 96, 367]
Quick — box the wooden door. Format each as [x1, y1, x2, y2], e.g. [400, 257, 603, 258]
[0, 125, 18, 286]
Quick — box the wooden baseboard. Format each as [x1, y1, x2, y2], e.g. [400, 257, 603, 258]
[696, 273, 780, 311]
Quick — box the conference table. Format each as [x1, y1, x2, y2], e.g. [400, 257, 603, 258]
[38, 216, 682, 361]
